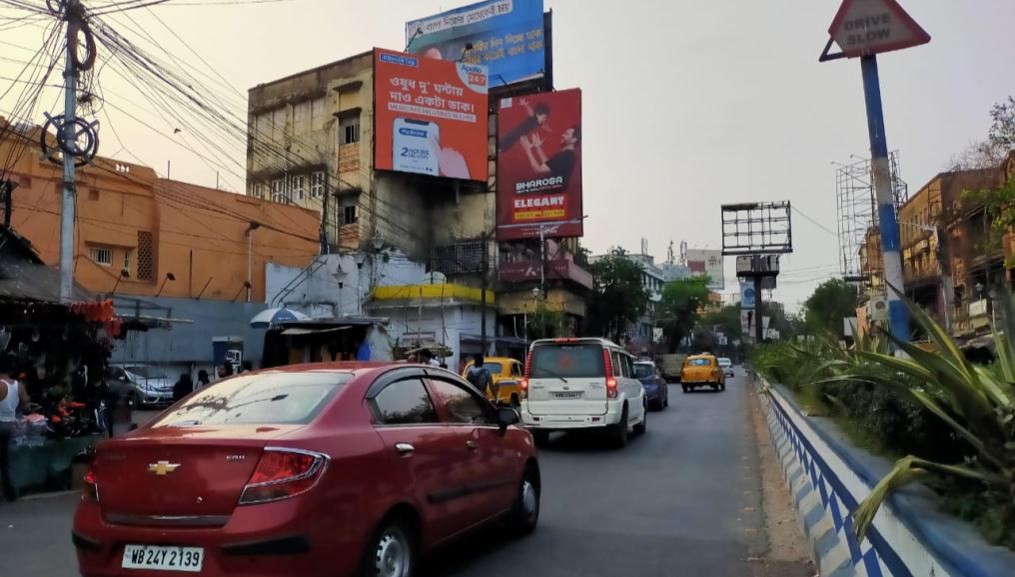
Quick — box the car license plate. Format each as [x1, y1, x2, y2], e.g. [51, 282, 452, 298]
[122, 545, 204, 572]
[553, 391, 583, 399]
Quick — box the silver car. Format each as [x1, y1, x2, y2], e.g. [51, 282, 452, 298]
[717, 357, 735, 378]
[109, 365, 174, 408]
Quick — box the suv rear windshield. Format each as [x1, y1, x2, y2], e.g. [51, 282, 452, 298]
[151, 372, 351, 427]
[530, 344, 605, 379]
[633, 363, 655, 378]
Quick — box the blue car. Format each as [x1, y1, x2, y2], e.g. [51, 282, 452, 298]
[634, 361, 669, 411]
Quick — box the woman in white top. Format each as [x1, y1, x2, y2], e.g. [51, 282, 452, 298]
[0, 353, 29, 502]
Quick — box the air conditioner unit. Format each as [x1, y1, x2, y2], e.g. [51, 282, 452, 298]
[868, 297, 889, 322]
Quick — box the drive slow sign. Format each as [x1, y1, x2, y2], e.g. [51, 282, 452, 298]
[828, 0, 930, 58]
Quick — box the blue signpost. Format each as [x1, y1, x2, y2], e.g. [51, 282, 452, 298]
[820, 0, 930, 343]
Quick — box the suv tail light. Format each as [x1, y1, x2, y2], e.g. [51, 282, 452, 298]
[82, 468, 99, 503]
[239, 448, 328, 505]
[521, 350, 533, 399]
[602, 349, 618, 399]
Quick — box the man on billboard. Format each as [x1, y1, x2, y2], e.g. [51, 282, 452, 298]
[519, 125, 580, 193]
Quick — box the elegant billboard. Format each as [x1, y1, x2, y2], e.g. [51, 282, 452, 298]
[406, 0, 545, 86]
[686, 249, 725, 290]
[373, 48, 488, 181]
[496, 88, 582, 240]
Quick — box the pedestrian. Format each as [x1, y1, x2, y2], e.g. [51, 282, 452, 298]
[217, 362, 234, 381]
[0, 352, 29, 502]
[465, 354, 496, 404]
[172, 373, 193, 403]
[196, 370, 211, 390]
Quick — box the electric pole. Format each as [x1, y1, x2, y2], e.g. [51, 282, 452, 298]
[59, 4, 82, 302]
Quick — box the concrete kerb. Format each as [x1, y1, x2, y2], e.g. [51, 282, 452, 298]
[753, 375, 1015, 577]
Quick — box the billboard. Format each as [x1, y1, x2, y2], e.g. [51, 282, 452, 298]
[496, 88, 582, 240]
[406, 0, 545, 87]
[686, 249, 725, 290]
[373, 48, 488, 181]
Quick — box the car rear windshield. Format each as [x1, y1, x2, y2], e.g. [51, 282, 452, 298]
[151, 372, 352, 427]
[530, 344, 605, 379]
[482, 362, 503, 374]
[688, 358, 711, 366]
[633, 363, 655, 378]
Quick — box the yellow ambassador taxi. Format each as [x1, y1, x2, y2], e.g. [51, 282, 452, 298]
[680, 353, 726, 393]
[461, 356, 524, 407]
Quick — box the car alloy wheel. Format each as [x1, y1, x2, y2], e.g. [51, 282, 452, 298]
[366, 520, 414, 577]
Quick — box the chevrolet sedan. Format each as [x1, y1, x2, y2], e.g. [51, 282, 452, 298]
[73, 363, 541, 577]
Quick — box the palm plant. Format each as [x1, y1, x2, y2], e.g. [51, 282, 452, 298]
[826, 292, 1015, 542]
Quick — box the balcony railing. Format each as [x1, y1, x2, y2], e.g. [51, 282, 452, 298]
[498, 259, 594, 290]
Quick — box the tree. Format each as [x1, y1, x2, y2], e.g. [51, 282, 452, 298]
[700, 304, 741, 342]
[657, 276, 710, 352]
[989, 95, 1015, 151]
[803, 279, 859, 335]
[584, 248, 649, 342]
[527, 303, 564, 340]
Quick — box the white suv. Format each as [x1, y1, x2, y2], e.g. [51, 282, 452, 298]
[520, 338, 647, 448]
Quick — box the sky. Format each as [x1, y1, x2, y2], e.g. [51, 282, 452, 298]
[1, 0, 1014, 314]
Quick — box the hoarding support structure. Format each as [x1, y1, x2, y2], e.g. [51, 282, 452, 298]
[860, 55, 909, 342]
[753, 273, 763, 344]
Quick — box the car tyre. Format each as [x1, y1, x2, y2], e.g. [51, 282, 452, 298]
[506, 465, 540, 536]
[633, 402, 647, 436]
[360, 515, 415, 577]
[510, 394, 520, 409]
[531, 430, 550, 447]
[663, 393, 669, 408]
[682, 385, 690, 394]
[720, 382, 726, 392]
[611, 405, 629, 448]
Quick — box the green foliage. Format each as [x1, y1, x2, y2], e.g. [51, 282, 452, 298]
[964, 177, 1015, 264]
[989, 95, 1015, 151]
[658, 276, 710, 352]
[527, 303, 564, 341]
[803, 279, 859, 335]
[701, 304, 741, 342]
[584, 248, 650, 342]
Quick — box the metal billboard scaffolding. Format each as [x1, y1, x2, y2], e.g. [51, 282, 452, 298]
[720, 201, 793, 256]
[834, 151, 908, 288]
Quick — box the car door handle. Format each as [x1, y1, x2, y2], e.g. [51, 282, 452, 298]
[394, 443, 415, 455]
[465, 440, 478, 451]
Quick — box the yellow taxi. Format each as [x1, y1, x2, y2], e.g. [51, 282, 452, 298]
[461, 356, 524, 407]
[680, 353, 726, 393]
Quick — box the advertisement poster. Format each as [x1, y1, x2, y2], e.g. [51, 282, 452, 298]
[373, 48, 489, 181]
[496, 88, 582, 241]
[406, 0, 545, 87]
[686, 249, 725, 291]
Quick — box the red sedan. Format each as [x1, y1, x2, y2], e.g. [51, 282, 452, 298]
[73, 363, 541, 577]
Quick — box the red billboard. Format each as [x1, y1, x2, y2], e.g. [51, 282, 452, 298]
[374, 48, 488, 181]
[496, 88, 582, 241]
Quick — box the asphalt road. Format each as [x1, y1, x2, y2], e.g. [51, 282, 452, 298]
[3, 371, 808, 577]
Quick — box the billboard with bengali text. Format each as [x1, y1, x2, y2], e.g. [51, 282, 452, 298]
[686, 249, 725, 291]
[406, 0, 545, 87]
[373, 48, 488, 181]
[496, 88, 582, 240]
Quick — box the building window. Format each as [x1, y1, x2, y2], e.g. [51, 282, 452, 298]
[310, 171, 325, 199]
[291, 174, 305, 201]
[271, 177, 287, 203]
[252, 183, 264, 199]
[89, 246, 112, 266]
[123, 249, 131, 277]
[137, 231, 154, 281]
[340, 115, 360, 145]
[343, 204, 358, 225]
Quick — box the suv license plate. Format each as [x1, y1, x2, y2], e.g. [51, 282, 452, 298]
[553, 391, 583, 399]
[122, 545, 204, 572]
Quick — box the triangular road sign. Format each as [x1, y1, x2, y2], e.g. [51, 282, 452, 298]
[827, 0, 930, 58]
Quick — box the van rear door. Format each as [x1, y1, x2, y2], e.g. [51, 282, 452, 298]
[526, 342, 609, 415]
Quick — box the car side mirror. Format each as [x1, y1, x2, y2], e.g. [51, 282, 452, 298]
[496, 406, 520, 433]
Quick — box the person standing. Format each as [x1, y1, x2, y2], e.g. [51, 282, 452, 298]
[0, 353, 29, 502]
[172, 373, 193, 403]
[196, 370, 211, 390]
[465, 355, 496, 405]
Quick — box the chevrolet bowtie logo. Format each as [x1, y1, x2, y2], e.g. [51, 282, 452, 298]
[148, 461, 181, 476]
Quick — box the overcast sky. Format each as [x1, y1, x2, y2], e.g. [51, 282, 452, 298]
[2, 0, 1013, 312]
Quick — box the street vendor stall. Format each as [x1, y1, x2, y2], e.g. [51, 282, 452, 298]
[0, 226, 122, 495]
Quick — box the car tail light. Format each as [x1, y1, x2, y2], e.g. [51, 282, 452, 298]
[82, 468, 99, 503]
[239, 448, 328, 505]
[603, 349, 618, 399]
[521, 350, 533, 399]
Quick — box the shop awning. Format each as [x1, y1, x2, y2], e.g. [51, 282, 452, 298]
[280, 326, 351, 336]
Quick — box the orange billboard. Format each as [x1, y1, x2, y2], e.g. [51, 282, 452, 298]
[374, 48, 489, 182]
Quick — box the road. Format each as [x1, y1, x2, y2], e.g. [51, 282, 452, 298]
[2, 372, 812, 577]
